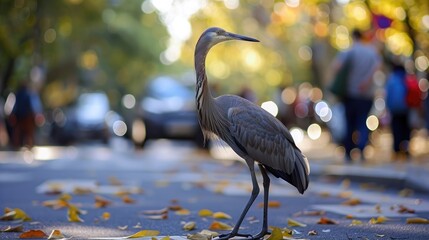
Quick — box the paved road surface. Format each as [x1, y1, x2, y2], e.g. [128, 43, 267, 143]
[1, 139, 429, 239]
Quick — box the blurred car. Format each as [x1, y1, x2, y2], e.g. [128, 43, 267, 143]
[131, 76, 205, 148]
[50, 92, 110, 144]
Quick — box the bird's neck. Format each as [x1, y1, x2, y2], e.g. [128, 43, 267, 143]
[195, 44, 214, 114]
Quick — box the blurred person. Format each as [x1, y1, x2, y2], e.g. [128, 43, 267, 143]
[331, 29, 382, 162]
[385, 62, 410, 159]
[8, 81, 43, 148]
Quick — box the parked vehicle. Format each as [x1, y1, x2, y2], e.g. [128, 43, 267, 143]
[50, 92, 110, 144]
[131, 76, 205, 148]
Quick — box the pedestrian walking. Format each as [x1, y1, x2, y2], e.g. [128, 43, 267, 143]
[385, 62, 410, 159]
[330, 29, 382, 162]
[8, 81, 43, 148]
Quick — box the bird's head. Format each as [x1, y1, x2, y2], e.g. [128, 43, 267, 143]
[197, 27, 259, 50]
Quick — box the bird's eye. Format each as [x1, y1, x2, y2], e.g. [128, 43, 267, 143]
[217, 29, 225, 35]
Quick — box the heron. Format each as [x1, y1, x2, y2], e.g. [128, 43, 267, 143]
[194, 27, 310, 240]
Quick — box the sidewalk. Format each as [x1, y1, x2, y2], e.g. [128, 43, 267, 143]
[301, 130, 429, 193]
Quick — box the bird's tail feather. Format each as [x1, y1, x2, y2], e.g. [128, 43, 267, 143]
[265, 151, 309, 194]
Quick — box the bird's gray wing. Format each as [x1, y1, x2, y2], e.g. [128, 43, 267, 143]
[227, 105, 309, 176]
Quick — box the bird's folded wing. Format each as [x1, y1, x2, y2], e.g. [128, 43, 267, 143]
[228, 106, 303, 175]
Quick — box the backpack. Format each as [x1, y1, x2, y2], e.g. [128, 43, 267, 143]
[385, 71, 407, 113]
[405, 74, 422, 108]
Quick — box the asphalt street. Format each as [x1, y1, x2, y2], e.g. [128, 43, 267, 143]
[1, 139, 429, 239]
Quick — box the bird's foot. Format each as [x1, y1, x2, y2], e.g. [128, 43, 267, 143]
[251, 230, 271, 240]
[216, 232, 252, 240]
[216, 231, 269, 240]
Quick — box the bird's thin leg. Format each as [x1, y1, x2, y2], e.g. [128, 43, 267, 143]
[252, 164, 271, 239]
[217, 163, 259, 240]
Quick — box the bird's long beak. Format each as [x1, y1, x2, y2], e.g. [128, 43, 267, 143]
[226, 32, 259, 42]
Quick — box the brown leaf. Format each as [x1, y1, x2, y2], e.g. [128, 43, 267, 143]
[122, 195, 136, 204]
[258, 200, 281, 208]
[19, 229, 47, 238]
[398, 205, 415, 214]
[341, 198, 361, 206]
[406, 217, 429, 224]
[94, 195, 112, 208]
[208, 221, 233, 231]
[317, 217, 337, 225]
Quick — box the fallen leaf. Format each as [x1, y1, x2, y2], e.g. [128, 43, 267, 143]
[317, 217, 337, 225]
[144, 213, 168, 220]
[406, 217, 429, 224]
[341, 179, 351, 189]
[307, 230, 318, 236]
[143, 208, 168, 215]
[95, 195, 112, 208]
[375, 234, 385, 237]
[1, 208, 32, 222]
[187, 233, 211, 240]
[258, 201, 281, 208]
[398, 188, 414, 197]
[183, 221, 196, 231]
[47, 229, 65, 239]
[287, 218, 307, 227]
[122, 195, 136, 204]
[350, 219, 363, 226]
[337, 191, 353, 199]
[19, 229, 47, 238]
[345, 214, 354, 219]
[102, 212, 111, 220]
[398, 205, 415, 214]
[126, 230, 160, 238]
[341, 198, 361, 206]
[73, 187, 93, 195]
[213, 212, 232, 219]
[67, 205, 84, 222]
[108, 176, 123, 186]
[267, 227, 283, 240]
[175, 209, 190, 215]
[369, 216, 389, 224]
[1, 225, 23, 232]
[319, 191, 331, 197]
[168, 205, 183, 211]
[198, 209, 213, 217]
[208, 221, 233, 231]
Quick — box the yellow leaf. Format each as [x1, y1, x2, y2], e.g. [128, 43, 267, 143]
[47, 229, 65, 239]
[183, 221, 196, 231]
[102, 212, 111, 220]
[208, 221, 233, 231]
[406, 217, 429, 224]
[13, 208, 32, 221]
[369, 216, 389, 224]
[267, 227, 283, 240]
[122, 195, 136, 204]
[175, 209, 190, 215]
[213, 212, 232, 219]
[287, 218, 307, 227]
[198, 209, 213, 217]
[67, 205, 84, 222]
[126, 230, 160, 238]
[350, 220, 363, 226]
[281, 227, 293, 238]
